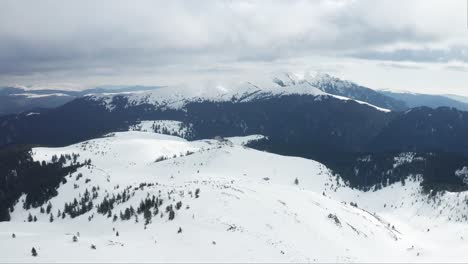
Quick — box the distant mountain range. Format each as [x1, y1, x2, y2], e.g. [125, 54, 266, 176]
[381, 90, 468, 111]
[3, 74, 468, 116]
[0, 85, 162, 116]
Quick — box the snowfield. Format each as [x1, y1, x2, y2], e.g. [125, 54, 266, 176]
[1, 131, 468, 262]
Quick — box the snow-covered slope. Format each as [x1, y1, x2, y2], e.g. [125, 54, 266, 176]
[87, 77, 391, 112]
[88, 80, 324, 111]
[2, 131, 468, 262]
[272, 72, 404, 112]
[129, 120, 195, 139]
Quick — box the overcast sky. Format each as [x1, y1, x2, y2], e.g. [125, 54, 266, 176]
[1, 0, 468, 95]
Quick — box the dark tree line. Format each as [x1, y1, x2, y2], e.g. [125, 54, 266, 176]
[0, 145, 84, 221]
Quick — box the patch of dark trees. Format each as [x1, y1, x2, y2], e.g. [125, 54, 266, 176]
[0, 145, 85, 221]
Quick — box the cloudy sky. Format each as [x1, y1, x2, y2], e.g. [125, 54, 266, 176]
[1, 0, 468, 95]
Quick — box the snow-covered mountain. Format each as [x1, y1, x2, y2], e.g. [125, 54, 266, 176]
[0, 86, 162, 116]
[6, 72, 468, 116]
[2, 130, 468, 262]
[272, 72, 408, 111]
[87, 77, 391, 113]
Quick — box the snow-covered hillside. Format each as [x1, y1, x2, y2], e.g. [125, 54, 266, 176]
[87, 76, 390, 112]
[129, 120, 195, 139]
[272, 72, 404, 112]
[1, 131, 468, 262]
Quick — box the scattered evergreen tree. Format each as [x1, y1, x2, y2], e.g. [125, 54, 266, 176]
[27, 213, 33, 222]
[168, 210, 175, 221]
[72, 235, 78, 242]
[144, 209, 152, 225]
[12, 233, 15, 238]
[195, 188, 200, 198]
[46, 202, 52, 214]
[91, 244, 96, 250]
[33, 215, 37, 222]
[177, 227, 182, 233]
[49, 213, 54, 223]
[31, 247, 38, 257]
[294, 178, 299, 185]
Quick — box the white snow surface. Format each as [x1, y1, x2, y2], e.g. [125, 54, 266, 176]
[88, 76, 390, 112]
[2, 132, 468, 262]
[129, 120, 194, 139]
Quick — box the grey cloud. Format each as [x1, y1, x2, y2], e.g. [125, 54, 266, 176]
[352, 46, 468, 63]
[0, 0, 465, 84]
[378, 62, 425, 70]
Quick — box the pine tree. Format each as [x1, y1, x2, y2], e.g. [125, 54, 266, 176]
[124, 208, 131, 220]
[72, 235, 78, 242]
[49, 213, 54, 223]
[294, 178, 299, 185]
[144, 209, 152, 225]
[27, 213, 33, 222]
[116, 231, 119, 237]
[46, 202, 52, 214]
[168, 210, 175, 221]
[31, 247, 38, 257]
[33, 215, 37, 222]
[177, 227, 182, 233]
[153, 207, 159, 216]
[12, 233, 15, 238]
